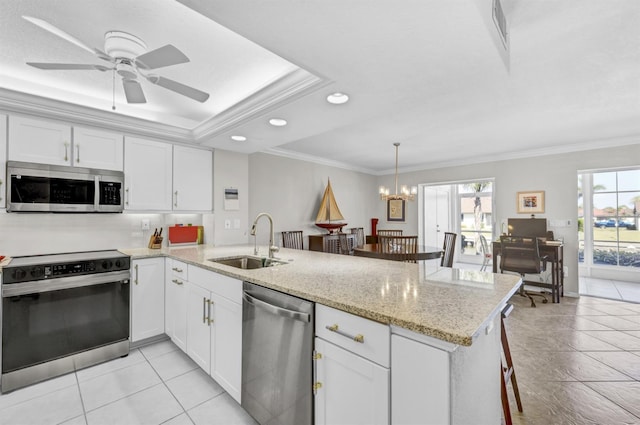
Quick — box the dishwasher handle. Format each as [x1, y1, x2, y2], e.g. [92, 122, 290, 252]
[243, 291, 311, 323]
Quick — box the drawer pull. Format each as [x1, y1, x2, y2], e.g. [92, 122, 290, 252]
[326, 324, 365, 343]
[172, 267, 183, 273]
[171, 279, 183, 285]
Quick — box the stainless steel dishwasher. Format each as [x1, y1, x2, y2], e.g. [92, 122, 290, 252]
[242, 282, 314, 425]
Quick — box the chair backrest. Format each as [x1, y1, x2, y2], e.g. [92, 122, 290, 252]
[499, 235, 543, 275]
[349, 227, 365, 248]
[377, 229, 403, 236]
[338, 232, 352, 255]
[281, 231, 304, 250]
[440, 232, 457, 267]
[379, 235, 418, 262]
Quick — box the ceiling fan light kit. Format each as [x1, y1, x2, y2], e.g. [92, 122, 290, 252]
[23, 17, 210, 105]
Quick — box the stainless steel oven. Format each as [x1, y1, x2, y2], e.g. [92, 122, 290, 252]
[1, 250, 130, 393]
[6, 161, 124, 213]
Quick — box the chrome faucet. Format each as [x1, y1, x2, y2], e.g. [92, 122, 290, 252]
[250, 212, 279, 259]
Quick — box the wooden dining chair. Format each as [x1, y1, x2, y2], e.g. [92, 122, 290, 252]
[281, 231, 304, 250]
[379, 235, 418, 262]
[349, 227, 365, 248]
[377, 229, 403, 237]
[440, 232, 457, 267]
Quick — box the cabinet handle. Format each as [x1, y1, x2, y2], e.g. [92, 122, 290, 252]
[171, 267, 183, 273]
[174, 190, 178, 208]
[64, 142, 69, 162]
[75, 144, 80, 163]
[125, 188, 130, 206]
[171, 279, 183, 285]
[207, 299, 213, 326]
[202, 297, 207, 323]
[134, 264, 139, 285]
[326, 324, 364, 343]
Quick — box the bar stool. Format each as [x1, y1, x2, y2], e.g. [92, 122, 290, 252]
[500, 304, 522, 425]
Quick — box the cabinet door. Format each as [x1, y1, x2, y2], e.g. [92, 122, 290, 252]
[210, 294, 242, 403]
[73, 126, 123, 171]
[0, 114, 6, 208]
[173, 145, 212, 211]
[391, 334, 450, 425]
[8, 116, 71, 166]
[186, 282, 211, 372]
[124, 137, 173, 210]
[131, 258, 165, 342]
[165, 262, 187, 352]
[314, 338, 389, 425]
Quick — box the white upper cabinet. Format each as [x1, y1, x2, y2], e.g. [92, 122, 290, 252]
[124, 136, 173, 211]
[173, 145, 212, 211]
[73, 126, 123, 171]
[8, 116, 72, 166]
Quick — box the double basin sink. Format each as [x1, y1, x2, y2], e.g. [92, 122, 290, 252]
[209, 255, 288, 270]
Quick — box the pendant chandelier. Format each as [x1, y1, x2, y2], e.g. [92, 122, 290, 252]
[379, 143, 417, 201]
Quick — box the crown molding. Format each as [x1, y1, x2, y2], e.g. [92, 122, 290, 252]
[0, 87, 192, 143]
[191, 68, 328, 142]
[262, 147, 376, 175]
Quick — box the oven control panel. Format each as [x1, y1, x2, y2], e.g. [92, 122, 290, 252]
[3, 254, 131, 284]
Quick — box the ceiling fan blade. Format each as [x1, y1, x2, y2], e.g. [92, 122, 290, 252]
[145, 75, 209, 103]
[122, 79, 146, 104]
[23, 16, 112, 61]
[135, 45, 189, 70]
[27, 62, 112, 71]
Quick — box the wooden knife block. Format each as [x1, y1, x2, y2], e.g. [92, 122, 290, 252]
[148, 234, 163, 249]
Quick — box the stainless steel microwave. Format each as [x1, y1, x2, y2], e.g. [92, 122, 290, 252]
[6, 161, 124, 213]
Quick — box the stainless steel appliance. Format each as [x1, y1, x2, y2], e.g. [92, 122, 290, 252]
[1, 250, 130, 393]
[6, 161, 124, 213]
[242, 282, 314, 425]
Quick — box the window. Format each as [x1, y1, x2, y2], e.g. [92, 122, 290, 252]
[579, 169, 640, 268]
[459, 182, 493, 259]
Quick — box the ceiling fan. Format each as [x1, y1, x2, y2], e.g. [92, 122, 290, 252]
[23, 16, 210, 105]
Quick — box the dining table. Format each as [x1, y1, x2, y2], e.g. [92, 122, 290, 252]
[353, 243, 443, 261]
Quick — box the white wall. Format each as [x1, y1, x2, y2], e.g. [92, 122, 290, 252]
[212, 149, 250, 246]
[374, 143, 640, 295]
[248, 152, 378, 248]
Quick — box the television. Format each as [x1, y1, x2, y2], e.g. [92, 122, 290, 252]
[507, 218, 548, 239]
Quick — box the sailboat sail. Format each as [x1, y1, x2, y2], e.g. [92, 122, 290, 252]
[316, 179, 345, 223]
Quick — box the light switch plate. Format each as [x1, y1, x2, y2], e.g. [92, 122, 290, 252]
[233, 219, 241, 229]
[141, 219, 150, 230]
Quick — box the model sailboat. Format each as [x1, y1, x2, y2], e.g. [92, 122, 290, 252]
[315, 178, 347, 233]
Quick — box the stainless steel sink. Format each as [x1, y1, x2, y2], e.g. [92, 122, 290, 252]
[209, 255, 287, 270]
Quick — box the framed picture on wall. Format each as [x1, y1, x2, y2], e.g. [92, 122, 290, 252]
[516, 190, 545, 214]
[387, 199, 405, 222]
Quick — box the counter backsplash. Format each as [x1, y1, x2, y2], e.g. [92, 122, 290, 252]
[0, 212, 207, 257]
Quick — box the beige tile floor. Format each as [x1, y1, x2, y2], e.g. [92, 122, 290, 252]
[504, 291, 640, 425]
[0, 340, 257, 425]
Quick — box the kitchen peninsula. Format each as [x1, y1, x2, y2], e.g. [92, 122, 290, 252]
[122, 244, 521, 424]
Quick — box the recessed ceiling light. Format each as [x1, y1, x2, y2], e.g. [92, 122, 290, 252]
[326, 92, 349, 105]
[268, 118, 287, 127]
[231, 135, 247, 142]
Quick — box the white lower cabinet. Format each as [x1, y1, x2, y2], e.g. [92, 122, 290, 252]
[130, 258, 165, 342]
[314, 337, 389, 425]
[185, 265, 242, 402]
[186, 281, 212, 370]
[165, 260, 188, 351]
[314, 304, 390, 425]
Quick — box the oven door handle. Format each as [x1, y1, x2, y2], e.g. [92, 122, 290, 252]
[2, 271, 131, 297]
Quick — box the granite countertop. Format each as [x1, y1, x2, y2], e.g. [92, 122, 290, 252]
[120, 244, 521, 346]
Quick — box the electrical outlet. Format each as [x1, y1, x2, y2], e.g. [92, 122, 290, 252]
[141, 219, 150, 230]
[224, 219, 231, 229]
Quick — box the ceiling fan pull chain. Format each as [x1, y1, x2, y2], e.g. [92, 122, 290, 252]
[112, 69, 116, 111]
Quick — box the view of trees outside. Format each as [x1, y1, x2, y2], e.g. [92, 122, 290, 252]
[579, 169, 640, 268]
[459, 182, 493, 257]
